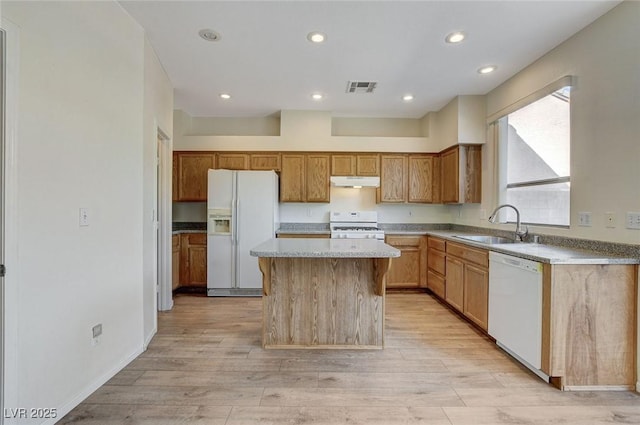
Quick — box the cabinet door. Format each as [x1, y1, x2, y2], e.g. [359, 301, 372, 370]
[187, 245, 207, 286]
[172, 152, 178, 202]
[306, 154, 330, 202]
[408, 155, 435, 203]
[180, 233, 207, 287]
[217, 153, 249, 170]
[280, 154, 305, 202]
[440, 146, 460, 203]
[172, 235, 180, 290]
[387, 247, 420, 288]
[379, 155, 407, 203]
[463, 263, 489, 330]
[385, 236, 422, 289]
[431, 155, 441, 204]
[356, 154, 380, 176]
[176, 152, 216, 201]
[331, 154, 356, 176]
[250, 153, 281, 171]
[445, 257, 464, 312]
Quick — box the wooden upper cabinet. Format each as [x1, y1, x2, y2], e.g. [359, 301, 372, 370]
[216, 153, 249, 170]
[440, 147, 459, 203]
[408, 155, 436, 203]
[172, 152, 179, 202]
[175, 152, 215, 201]
[356, 154, 380, 176]
[250, 153, 281, 171]
[440, 145, 482, 204]
[280, 154, 306, 202]
[305, 154, 330, 203]
[331, 154, 356, 176]
[378, 154, 407, 203]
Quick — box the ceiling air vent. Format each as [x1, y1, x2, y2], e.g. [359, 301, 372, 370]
[346, 81, 377, 94]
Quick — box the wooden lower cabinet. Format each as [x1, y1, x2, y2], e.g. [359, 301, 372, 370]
[385, 235, 426, 289]
[426, 238, 489, 331]
[426, 236, 446, 298]
[542, 263, 637, 389]
[444, 256, 464, 311]
[462, 262, 489, 330]
[179, 233, 207, 287]
[172, 235, 180, 290]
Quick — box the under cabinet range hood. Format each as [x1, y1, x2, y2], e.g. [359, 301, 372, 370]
[330, 176, 380, 188]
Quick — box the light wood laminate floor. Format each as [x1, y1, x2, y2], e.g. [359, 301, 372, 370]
[61, 292, 640, 424]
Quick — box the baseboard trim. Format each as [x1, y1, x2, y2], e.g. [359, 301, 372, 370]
[144, 326, 157, 350]
[43, 345, 144, 425]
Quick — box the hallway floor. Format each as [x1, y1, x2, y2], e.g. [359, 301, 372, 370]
[61, 292, 640, 424]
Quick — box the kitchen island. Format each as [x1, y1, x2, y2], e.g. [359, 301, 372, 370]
[250, 238, 400, 349]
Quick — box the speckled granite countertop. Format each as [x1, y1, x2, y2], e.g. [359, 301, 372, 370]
[250, 238, 400, 258]
[274, 222, 639, 265]
[425, 230, 639, 265]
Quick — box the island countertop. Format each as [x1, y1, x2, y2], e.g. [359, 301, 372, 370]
[250, 238, 401, 258]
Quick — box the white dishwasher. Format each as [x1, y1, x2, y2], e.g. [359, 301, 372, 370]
[488, 252, 549, 381]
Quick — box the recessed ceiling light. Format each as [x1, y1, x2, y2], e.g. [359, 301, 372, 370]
[402, 94, 414, 101]
[219, 93, 231, 100]
[199, 29, 221, 42]
[478, 65, 497, 74]
[307, 32, 327, 43]
[311, 93, 323, 100]
[445, 31, 465, 44]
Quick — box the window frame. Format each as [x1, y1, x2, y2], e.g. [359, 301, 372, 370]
[492, 76, 574, 228]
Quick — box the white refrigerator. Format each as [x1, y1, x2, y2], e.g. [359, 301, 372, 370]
[207, 169, 279, 296]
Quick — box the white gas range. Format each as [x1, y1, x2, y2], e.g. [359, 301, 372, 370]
[329, 211, 385, 240]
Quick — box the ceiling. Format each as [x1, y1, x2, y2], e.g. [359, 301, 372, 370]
[119, 1, 620, 119]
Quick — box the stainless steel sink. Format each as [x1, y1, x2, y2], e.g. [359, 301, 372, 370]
[453, 235, 520, 244]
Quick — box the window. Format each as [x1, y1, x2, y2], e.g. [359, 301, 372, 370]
[498, 86, 571, 226]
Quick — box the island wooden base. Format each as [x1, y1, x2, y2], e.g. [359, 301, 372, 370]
[258, 257, 391, 349]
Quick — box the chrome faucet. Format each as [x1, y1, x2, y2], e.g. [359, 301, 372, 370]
[488, 204, 528, 241]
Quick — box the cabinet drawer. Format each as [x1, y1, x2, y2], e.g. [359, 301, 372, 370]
[427, 270, 445, 299]
[427, 236, 446, 252]
[386, 235, 421, 247]
[187, 233, 207, 245]
[427, 248, 446, 275]
[446, 241, 488, 267]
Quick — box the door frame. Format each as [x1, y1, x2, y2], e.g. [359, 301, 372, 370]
[1, 17, 19, 421]
[156, 125, 173, 312]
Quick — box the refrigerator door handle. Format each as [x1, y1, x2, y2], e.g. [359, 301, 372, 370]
[236, 199, 240, 244]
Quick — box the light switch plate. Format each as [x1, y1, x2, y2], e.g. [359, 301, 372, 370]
[578, 212, 592, 227]
[626, 212, 640, 229]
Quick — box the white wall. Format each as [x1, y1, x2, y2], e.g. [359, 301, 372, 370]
[279, 187, 451, 224]
[3, 1, 151, 421]
[142, 37, 173, 340]
[456, 1, 640, 246]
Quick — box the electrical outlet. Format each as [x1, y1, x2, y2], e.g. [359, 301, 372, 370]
[626, 212, 640, 229]
[604, 212, 616, 228]
[577, 212, 592, 227]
